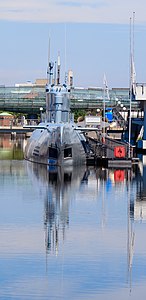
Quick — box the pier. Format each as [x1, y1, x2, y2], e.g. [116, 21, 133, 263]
[0, 126, 34, 134]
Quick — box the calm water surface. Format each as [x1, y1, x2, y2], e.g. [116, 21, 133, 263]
[0, 136, 146, 300]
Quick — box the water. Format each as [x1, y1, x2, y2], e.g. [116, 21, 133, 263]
[0, 135, 146, 300]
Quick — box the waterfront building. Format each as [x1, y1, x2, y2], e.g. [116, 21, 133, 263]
[0, 80, 139, 114]
[0, 112, 14, 126]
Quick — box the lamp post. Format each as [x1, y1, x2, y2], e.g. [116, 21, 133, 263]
[123, 106, 126, 120]
[120, 103, 124, 116]
[40, 107, 43, 122]
[115, 97, 118, 105]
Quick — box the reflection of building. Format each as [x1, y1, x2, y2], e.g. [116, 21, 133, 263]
[0, 136, 24, 160]
[134, 172, 146, 221]
[0, 135, 12, 148]
[130, 160, 146, 221]
[133, 200, 146, 221]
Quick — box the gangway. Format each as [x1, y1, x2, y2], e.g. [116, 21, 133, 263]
[86, 134, 138, 168]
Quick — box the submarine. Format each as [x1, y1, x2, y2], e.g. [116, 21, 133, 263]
[24, 53, 92, 167]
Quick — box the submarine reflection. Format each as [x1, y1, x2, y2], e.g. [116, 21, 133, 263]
[27, 162, 89, 254]
[17, 160, 146, 296]
[27, 162, 144, 254]
[44, 166, 87, 255]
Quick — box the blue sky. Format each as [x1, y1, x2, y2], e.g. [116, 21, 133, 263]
[0, 0, 146, 88]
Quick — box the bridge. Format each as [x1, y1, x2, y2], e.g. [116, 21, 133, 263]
[0, 84, 140, 115]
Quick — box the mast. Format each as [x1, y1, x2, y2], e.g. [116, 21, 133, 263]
[128, 17, 132, 158]
[133, 12, 135, 65]
[128, 12, 136, 158]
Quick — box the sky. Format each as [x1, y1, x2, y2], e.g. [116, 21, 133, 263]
[0, 0, 146, 88]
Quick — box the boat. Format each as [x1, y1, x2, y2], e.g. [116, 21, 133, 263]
[24, 53, 92, 167]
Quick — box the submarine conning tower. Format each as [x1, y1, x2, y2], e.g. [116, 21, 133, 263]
[45, 53, 70, 123]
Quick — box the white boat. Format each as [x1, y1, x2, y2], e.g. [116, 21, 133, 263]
[24, 54, 92, 167]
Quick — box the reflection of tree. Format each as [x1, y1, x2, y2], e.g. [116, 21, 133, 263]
[127, 169, 135, 292]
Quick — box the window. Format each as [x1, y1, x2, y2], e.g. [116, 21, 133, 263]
[64, 148, 72, 158]
[48, 147, 58, 158]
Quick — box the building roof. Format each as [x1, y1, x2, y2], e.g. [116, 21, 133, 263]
[0, 112, 13, 116]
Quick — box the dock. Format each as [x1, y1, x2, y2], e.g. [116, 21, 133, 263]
[86, 134, 139, 168]
[86, 155, 138, 168]
[0, 126, 34, 134]
[0, 125, 139, 168]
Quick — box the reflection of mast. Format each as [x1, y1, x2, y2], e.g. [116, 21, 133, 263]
[102, 169, 109, 228]
[127, 169, 135, 293]
[102, 177, 106, 228]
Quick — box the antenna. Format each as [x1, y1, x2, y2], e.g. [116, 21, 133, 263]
[47, 34, 51, 83]
[54, 61, 57, 85]
[64, 23, 68, 84]
[46, 33, 54, 85]
[48, 35, 51, 68]
[57, 51, 61, 85]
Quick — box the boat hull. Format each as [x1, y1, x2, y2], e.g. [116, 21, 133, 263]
[24, 122, 87, 166]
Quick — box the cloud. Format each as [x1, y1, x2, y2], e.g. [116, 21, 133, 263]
[58, 0, 107, 9]
[0, 0, 146, 24]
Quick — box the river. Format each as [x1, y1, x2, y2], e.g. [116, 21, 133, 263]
[0, 135, 146, 300]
